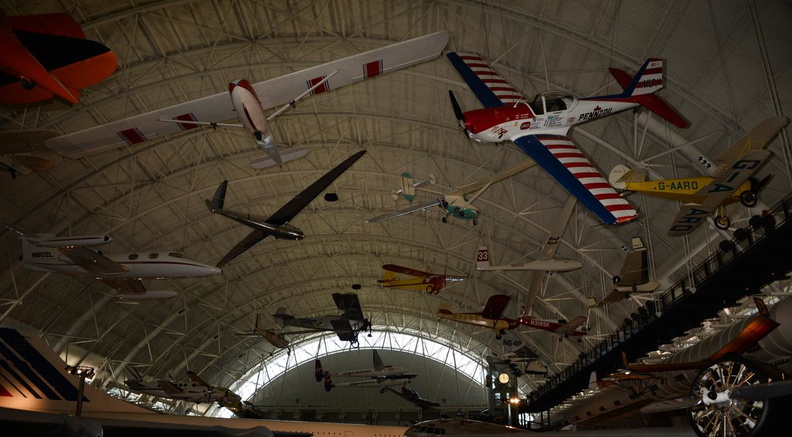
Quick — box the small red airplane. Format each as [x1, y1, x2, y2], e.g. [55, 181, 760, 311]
[437, 294, 587, 341]
[0, 14, 116, 104]
[378, 264, 466, 295]
[446, 53, 688, 226]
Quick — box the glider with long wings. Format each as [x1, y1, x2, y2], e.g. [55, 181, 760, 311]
[315, 350, 417, 392]
[367, 159, 536, 225]
[609, 116, 787, 236]
[41, 32, 448, 168]
[446, 53, 689, 225]
[206, 150, 364, 267]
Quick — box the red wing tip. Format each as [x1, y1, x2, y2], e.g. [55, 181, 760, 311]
[615, 215, 639, 225]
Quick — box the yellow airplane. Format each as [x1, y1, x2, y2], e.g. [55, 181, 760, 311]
[609, 117, 787, 236]
[378, 264, 466, 294]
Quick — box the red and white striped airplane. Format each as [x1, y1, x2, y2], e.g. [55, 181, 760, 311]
[446, 53, 688, 225]
[42, 32, 448, 168]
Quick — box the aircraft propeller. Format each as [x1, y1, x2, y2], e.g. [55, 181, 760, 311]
[448, 90, 469, 138]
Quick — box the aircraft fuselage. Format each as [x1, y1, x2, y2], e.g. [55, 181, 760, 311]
[463, 98, 637, 144]
[229, 79, 275, 146]
[24, 251, 221, 279]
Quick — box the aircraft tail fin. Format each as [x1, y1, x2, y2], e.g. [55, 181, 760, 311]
[609, 59, 688, 129]
[588, 371, 599, 390]
[314, 359, 325, 382]
[475, 246, 491, 270]
[206, 180, 228, 211]
[608, 165, 646, 191]
[373, 350, 384, 371]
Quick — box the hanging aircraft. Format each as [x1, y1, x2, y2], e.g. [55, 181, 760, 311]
[124, 370, 239, 405]
[446, 53, 690, 226]
[437, 294, 587, 341]
[315, 350, 417, 391]
[7, 227, 220, 299]
[589, 237, 661, 307]
[367, 159, 536, 225]
[609, 116, 788, 236]
[42, 31, 448, 168]
[379, 385, 440, 410]
[486, 355, 548, 377]
[0, 13, 117, 104]
[273, 293, 371, 347]
[392, 172, 436, 201]
[206, 150, 365, 267]
[233, 314, 311, 350]
[377, 264, 466, 294]
[475, 246, 582, 272]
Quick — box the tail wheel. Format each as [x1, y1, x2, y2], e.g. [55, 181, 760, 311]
[688, 356, 787, 437]
[425, 285, 434, 294]
[740, 190, 759, 207]
[715, 215, 731, 230]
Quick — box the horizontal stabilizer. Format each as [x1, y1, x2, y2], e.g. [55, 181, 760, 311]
[249, 147, 310, 169]
[610, 66, 688, 128]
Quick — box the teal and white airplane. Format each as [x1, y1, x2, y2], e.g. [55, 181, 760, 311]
[367, 159, 535, 225]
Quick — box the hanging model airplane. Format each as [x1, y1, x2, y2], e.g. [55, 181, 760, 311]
[446, 53, 690, 225]
[609, 116, 788, 236]
[377, 264, 466, 295]
[0, 130, 59, 178]
[379, 385, 440, 410]
[206, 150, 365, 267]
[42, 31, 448, 168]
[367, 159, 536, 225]
[124, 369, 239, 405]
[0, 13, 117, 104]
[7, 227, 220, 299]
[437, 294, 587, 341]
[315, 350, 417, 391]
[589, 237, 660, 308]
[273, 293, 372, 347]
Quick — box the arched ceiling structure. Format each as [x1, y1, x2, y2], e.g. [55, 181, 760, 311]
[1, 0, 790, 411]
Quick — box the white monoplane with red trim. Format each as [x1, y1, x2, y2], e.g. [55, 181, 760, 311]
[41, 32, 448, 169]
[446, 53, 688, 225]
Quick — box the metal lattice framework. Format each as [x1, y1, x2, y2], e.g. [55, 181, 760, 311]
[1, 0, 790, 413]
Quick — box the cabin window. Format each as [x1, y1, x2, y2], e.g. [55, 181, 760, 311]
[128, 254, 138, 260]
[148, 253, 159, 259]
[169, 252, 183, 258]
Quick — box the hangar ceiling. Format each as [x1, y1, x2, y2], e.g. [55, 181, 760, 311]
[1, 0, 790, 413]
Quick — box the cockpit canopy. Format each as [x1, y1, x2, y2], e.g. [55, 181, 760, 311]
[529, 91, 575, 115]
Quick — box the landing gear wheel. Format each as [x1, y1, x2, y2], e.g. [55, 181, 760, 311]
[688, 355, 787, 437]
[496, 334, 502, 340]
[473, 219, 478, 226]
[715, 215, 731, 230]
[425, 285, 435, 294]
[734, 228, 749, 241]
[612, 275, 621, 285]
[740, 190, 759, 207]
[441, 216, 448, 223]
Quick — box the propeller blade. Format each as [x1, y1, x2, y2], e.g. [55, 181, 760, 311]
[449, 90, 464, 122]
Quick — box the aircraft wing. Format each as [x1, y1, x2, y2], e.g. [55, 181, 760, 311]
[330, 319, 356, 342]
[446, 52, 527, 107]
[99, 278, 147, 296]
[58, 246, 127, 274]
[215, 150, 365, 267]
[513, 134, 637, 225]
[712, 117, 787, 174]
[668, 149, 772, 237]
[45, 32, 449, 158]
[366, 198, 443, 223]
[481, 295, 511, 320]
[332, 293, 365, 320]
[618, 246, 648, 286]
[560, 316, 587, 334]
[448, 159, 536, 197]
[158, 380, 185, 395]
[381, 264, 429, 278]
[590, 289, 628, 308]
